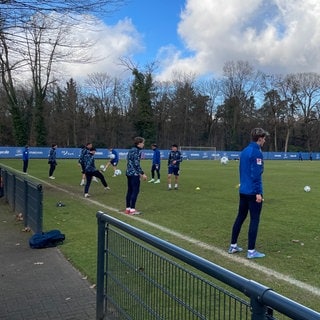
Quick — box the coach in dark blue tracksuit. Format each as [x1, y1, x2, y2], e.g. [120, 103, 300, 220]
[228, 128, 269, 259]
[125, 137, 147, 215]
[22, 145, 29, 174]
[148, 143, 161, 183]
[48, 144, 57, 179]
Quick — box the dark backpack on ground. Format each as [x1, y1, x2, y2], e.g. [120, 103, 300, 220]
[29, 229, 65, 249]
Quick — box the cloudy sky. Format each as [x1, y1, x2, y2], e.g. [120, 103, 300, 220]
[61, 0, 320, 82]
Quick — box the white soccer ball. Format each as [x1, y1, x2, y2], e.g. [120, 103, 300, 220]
[99, 165, 105, 170]
[220, 156, 229, 165]
[114, 169, 122, 176]
[109, 153, 115, 159]
[304, 185, 311, 192]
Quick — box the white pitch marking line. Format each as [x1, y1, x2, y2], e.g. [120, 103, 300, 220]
[29, 175, 320, 297]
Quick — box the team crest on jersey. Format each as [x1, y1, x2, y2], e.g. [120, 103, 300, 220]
[256, 158, 262, 165]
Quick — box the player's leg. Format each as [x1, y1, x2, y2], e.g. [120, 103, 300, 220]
[149, 164, 155, 182]
[167, 167, 173, 190]
[174, 168, 179, 189]
[84, 174, 93, 197]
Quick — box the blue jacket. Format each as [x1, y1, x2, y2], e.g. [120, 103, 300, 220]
[110, 149, 119, 162]
[84, 152, 96, 173]
[79, 147, 89, 165]
[152, 148, 161, 166]
[126, 146, 144, 176]
[239, 142, 264, 195]
[23, 147, 29, 161]
[48, 147, 57, 164]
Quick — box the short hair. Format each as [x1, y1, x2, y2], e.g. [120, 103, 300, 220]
[251, 128, 269, 142]
[133, 137, 145, 145]
[89, 147, 96, 152]
[151, 143, 158, 148]
[171, 144, 178, 148]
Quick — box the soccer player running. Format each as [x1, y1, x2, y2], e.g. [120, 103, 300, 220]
[83, 147, 110, 198]
[167, 144, 183, 190]
[148, 143, 161, 184]
[228, 128, 269, 259]
[125, 137, 147, 215]
[103, 147, 119, 177]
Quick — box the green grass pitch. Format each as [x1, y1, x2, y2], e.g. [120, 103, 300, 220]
[1, 158, 320, 311]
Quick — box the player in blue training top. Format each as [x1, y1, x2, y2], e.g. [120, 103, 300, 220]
[125, 137, 147, 215]
[167, 144, 182, 190]
[228, 128, 269, 259]
[148, 143, 161, 184]
[104, 147, 119, 177]
[83, 147, 110, 198]
[22, 145, 29, 174]
[48, 144, 57, 179]
[78, 142, 92, 186]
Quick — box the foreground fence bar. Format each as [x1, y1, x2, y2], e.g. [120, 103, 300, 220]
[96, 211, 320, 320]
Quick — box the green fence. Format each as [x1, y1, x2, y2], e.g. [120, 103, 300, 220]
[96, 212, 320, 320]
[0, 165, 43, 233]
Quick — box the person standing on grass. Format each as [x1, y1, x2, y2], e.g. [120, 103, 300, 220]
[48, 144, 57, 179]
[148, 143, 161, 184]
[83, 147, 110, 198]
[103, 147, 119, 177]
[228, 128, 269, 259]
[167, 144, 182, 190]
[125, 137, 147, 215]
[78, 142, 92, 186]
[22, 145, 29, 174]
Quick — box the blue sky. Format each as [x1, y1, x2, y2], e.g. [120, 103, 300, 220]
[107, 0, 187, 65]
[60, 0, 320, 82]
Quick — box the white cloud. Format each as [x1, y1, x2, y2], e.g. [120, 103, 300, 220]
[58, 18, 143, 82]
[54, 1, 320, 83]
[156, 0, 320, 79]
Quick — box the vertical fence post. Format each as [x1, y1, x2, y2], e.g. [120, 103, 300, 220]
[24, 180, 29, 229]
[36, 184, 43, 233]
[13, 173, 16, 211]
[96, 213, 106, 320]
[251, 297, 267, 320]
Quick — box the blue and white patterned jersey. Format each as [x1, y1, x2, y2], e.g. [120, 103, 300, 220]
[126, 146, 144, 176]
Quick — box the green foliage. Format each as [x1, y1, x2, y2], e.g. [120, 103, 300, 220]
[1, 159, 320, 311]
[130, 68, 156, 144]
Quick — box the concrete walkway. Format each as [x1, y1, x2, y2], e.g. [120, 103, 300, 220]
[0, 199, 96, 320]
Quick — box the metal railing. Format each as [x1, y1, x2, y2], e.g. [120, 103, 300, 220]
[0, 165, 43, 233]
[96, 212, 320, 320]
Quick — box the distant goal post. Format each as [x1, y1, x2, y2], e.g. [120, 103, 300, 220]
[179, 146, 219, 160]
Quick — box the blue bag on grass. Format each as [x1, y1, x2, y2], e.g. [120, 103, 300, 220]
[29, 229, 65, 249]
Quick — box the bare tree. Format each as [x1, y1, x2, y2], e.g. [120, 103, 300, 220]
[267, 74, 298, 152]
[218, 61, 263, 149]
[198, 78, 221, 147]
[0, 0, 125, 145]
